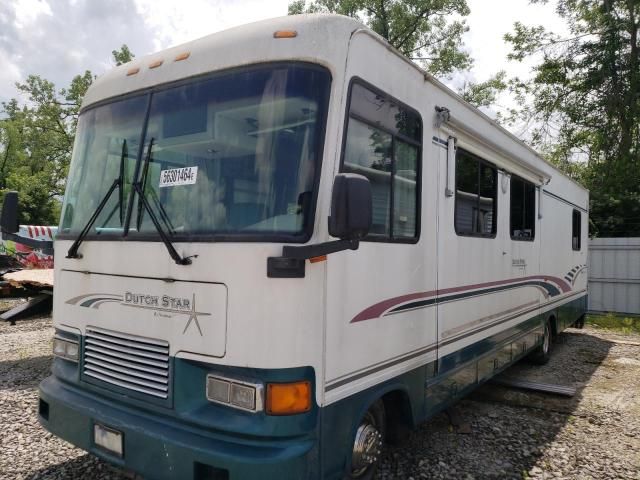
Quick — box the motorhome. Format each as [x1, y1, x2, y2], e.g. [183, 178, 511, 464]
[34, 14, 588, 480]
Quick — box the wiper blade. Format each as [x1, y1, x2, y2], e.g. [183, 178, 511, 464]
[66, 139, 128, 259]
[133, 139, 193, 266]
[99, 139, 128, 228]
[135, 143, 175, 234]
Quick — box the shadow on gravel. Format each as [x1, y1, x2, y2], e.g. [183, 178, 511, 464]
[25, 454, 129, 480]
[379, 329, 614, 479]
[0, 354, 52, 390]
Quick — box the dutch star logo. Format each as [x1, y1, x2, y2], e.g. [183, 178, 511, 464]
[65, 292, 210, 336]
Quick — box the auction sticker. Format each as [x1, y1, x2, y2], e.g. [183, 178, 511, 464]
[159, 167, 198, 187]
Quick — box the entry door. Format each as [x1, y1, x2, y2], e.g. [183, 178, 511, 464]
[324, 33, 438, 403]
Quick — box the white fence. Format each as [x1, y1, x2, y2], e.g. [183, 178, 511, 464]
[588, 238, 640, 315]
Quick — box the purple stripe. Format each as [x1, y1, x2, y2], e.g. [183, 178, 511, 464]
[351, 275, 572, 323]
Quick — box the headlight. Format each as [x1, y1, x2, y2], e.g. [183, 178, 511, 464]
[206, 375, 263, 412]
[53, 336, 79, 362]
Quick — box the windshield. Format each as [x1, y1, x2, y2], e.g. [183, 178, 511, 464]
[60, 63, 331, 241]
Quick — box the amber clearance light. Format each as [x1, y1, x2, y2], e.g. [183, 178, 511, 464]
[266, 381, 311, 415]
[273, 30, 298, 39]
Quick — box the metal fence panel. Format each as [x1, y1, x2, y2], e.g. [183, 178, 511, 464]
[588, 238, 640, 314]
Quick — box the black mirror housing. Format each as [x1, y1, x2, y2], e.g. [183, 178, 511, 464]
[329, 173, 372, 240]
[1, 191, 19, 233]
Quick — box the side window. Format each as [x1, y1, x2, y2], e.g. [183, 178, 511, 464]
[342, 82, 421, 241]
[454, 149, 497, 237]
[510, 175, 536, 240]
[572, 209, 581, 250]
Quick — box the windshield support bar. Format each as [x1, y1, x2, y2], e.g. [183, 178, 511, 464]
[66, 178, 120, 259]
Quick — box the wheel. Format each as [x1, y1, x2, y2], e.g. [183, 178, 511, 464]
[528, 319, 552, 365]
[347, 400, 386, 480]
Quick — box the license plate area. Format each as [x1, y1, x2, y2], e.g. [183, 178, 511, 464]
[94, 423, 123, 457]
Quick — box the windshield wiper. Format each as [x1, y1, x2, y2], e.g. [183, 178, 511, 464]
[66, 139, 128, 259]
[133, 139, 193, 266]
[135, 143, 175, 234]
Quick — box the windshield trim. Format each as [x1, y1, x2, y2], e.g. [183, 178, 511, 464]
[59, 61, 332, 244]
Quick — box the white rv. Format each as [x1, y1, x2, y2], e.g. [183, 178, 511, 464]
[34, 14, 588, 480]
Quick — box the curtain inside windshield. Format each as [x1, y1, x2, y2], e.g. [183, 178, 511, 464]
[60, 64, 330, 240]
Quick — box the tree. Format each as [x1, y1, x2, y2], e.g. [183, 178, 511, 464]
[504, 0, 640, 237]
[112, 44, 135, 66]
[0, 46, 135, 224]
[289, 0, 472, 77]
[288, 0, 506, 108]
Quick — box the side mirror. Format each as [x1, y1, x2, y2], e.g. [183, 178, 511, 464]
[329, 173, 372, 240]
[1, 191, 19, 233]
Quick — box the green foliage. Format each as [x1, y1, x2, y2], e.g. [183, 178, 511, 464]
[112, 45, 135, 66]
[587, 313, 640, 335]
[504, 0, 640, 236]
[459, 71, 508, 108]
[288, 0, 472, 77]
[0, 45, 134, 225]
[289, 1, 506, 107]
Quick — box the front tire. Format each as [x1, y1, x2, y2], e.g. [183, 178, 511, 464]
[347, 400, 386, 480]
[529, 319, 552, 365]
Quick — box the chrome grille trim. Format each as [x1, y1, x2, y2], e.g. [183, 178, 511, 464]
[85, 338, 168, 361]
[84, 327, 170, 399]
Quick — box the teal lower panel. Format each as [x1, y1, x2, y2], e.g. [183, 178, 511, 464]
[39, 376, 318, 480]
[557, 294, 588, 332]
[320, 366, 428, 479]
[319, 314, 550, 478]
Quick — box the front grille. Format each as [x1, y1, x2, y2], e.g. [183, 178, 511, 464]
[84, 327, 170, 399]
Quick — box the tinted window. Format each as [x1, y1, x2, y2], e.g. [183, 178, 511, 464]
[510, 176, 536, 240]
[342, 82, 421, 241]
[455, 149, 497, 236]
[61, 64, 332, 241]
[572, 209, 581, 250]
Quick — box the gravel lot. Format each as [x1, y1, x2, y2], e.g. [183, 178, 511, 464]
[1, 312, 639, 480]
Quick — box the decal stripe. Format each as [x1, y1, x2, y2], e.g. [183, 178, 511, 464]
[80, 297, 122, 308]
[441, 300, 539, 339]
[66, 293, 123, 305]
[326, 342, 438, 391]
[351, 275, 571, 323]
[387, 281, 559, 316]
[329, 291, 588, 393]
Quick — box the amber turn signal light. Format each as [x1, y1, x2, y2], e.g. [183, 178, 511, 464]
[266, 381, 311, 415]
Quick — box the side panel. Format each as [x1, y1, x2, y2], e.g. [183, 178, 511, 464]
[324, 34, 438, 405]
[435, 135, 545, 371]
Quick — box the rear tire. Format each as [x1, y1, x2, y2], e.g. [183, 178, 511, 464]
[528, 319, 552, 365]
[346, 400, 386, 480]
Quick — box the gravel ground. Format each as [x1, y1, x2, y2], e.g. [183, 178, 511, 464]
[1, 312, 639, 480]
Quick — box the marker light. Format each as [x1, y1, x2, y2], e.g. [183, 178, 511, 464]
[149, 59, 164, 69]
[266, 381, 311, 415]
[126, 67, 139, 76]
[273, 30, 298, 39]
[174, 52, 190, 62]
[53, 336, 79, 362]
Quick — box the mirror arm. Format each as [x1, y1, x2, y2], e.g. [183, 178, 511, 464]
[282, 239, 359, 259]
[267, 239, 360, 278]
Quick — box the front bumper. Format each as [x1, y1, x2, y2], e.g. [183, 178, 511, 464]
[39, 375, 318, 480]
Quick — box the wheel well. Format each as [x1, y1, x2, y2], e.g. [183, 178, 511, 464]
[548, 313, 558, 338]
[381, 389, 413, 444]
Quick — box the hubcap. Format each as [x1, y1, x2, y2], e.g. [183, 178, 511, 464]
[543, 324, 550, 354]
[351, 422, 383, 476]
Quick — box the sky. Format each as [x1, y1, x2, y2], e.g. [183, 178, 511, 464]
[0, 0, 567, 115]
